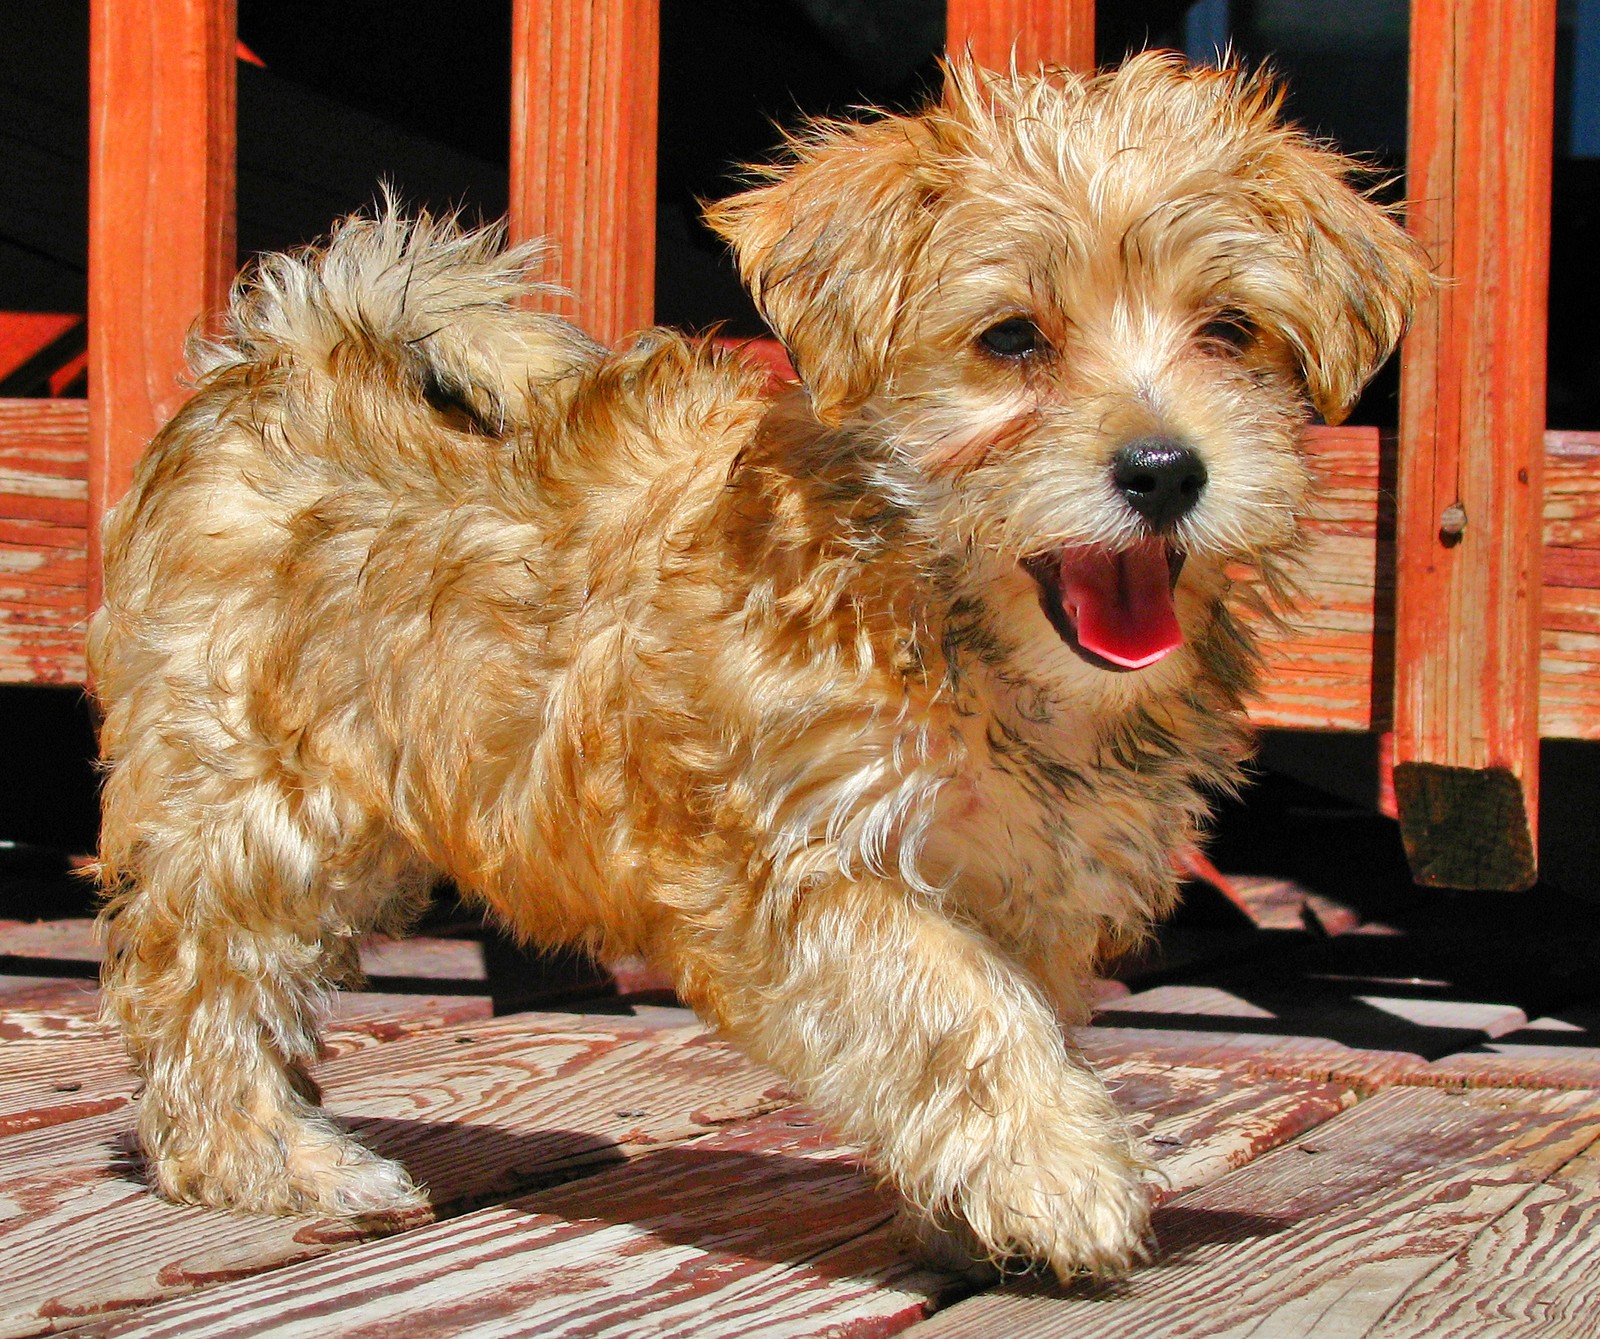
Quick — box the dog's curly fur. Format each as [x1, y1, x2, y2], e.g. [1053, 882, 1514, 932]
[90, 55, 1428, 1278]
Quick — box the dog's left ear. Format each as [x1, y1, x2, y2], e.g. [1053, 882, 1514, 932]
[705, 117, 940, 425]
[1256, 142, 1434, 425]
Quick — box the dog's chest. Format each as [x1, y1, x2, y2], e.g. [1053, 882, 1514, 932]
[922, 697, 1173, 932]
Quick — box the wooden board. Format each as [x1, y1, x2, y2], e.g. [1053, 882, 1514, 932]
[1392, 0, 1557, 889]
[1425, 1003, 1600, 1090]
[60, 1056, 1354, 1339]
[946, 0, 1095, 72]
[509, 0, 658, 344]
[1247, 427, 1600, 742]
[0, 1012, 787, 1338]
[1097, 983, 1528, 1058]
[87, 0, 236, 610]
[0, 315, 83, 397]
[914, 1085, 1600, 1337]
[0, 1002, 518, 1142]
[1540, 432, 1600, 738]
[0, 399, 89, 682]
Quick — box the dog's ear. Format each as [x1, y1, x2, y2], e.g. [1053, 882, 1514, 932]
[705, 117, 940, 425]
[1253, 140, 1434, 425]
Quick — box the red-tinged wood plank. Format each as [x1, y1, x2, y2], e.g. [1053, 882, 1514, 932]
[0, 969, 508, 1143]
[1543, 431, 1600, 546]
[80, 1114, 941, 1339]
[1103, 1056, 1356, 1204]
[0, 629, 86, 684]
[0, 547, 89, 596]
[0, 1013, 787, 1337]
[1539, 433, 1600, 739]
[946, 0, 1095, 72]
[911, 1086, 1600, 1338]
[0, 315, 82, 389]
[509, 0, 658, 345]
[0, 996, 106, 1042]
[1391, 0, 1556, 890]
[87, 0, 236, 613]
[1418, 1002, 1600, 1090]
[0, 400, 90, 495]
[72, 1059, 1354, 1339]
[0, 923, 502, 985]
[0, 918, 100, 962]
[1246, 427, 1600, 743]
[1083, 1025, 1435, 1094]
[1099, 985, 1528, 1045]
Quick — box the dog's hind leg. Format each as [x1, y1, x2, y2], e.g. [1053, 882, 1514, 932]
[700, 877, 1152, 1279]
[98, 761, 428, 1217]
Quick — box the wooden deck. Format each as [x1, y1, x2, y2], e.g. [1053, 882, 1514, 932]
[5, 852, 1600, 1337]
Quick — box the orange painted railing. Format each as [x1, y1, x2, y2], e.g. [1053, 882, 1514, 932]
[0, 0, 1585, 889]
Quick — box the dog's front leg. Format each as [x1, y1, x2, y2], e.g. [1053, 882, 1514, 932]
[709, 878, 1151, 1278]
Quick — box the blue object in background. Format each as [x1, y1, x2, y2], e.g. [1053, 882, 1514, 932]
[1574, 0, 1600, 156]
[1185, 0, 1232, 66]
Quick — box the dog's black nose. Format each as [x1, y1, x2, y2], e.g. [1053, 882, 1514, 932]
[1110, 438, 1208, 532]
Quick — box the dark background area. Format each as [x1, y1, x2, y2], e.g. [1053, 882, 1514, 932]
[0, 0, 1594, 902]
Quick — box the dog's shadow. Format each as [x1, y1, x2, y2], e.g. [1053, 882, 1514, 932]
[111, 1115, 922, 1285]
[110, 1115, 1297, 1292]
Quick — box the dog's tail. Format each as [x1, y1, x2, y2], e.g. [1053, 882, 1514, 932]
[192, 199, 603, 437]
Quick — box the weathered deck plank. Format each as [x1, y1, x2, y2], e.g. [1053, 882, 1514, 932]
[60, 1056, 1356, 1338]
[909, 1086, 1600, 1338]
[77, 1114, 943, 1339]
[0, 1013, 788, 1338]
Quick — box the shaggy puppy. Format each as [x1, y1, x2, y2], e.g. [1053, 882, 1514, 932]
[90, 54, 1427, 1278]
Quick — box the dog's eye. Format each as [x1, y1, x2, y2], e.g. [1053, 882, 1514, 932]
[978, 317, 1045, 358]
[1200, 310, 1256, 354]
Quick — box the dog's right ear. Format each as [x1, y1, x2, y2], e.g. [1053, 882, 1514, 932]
[705, 117, 940, 425]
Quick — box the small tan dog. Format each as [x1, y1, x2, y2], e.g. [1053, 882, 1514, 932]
[91, 55, 1427, 1278]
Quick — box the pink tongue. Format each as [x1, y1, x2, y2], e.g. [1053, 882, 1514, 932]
[1058, 539, 1182, 669]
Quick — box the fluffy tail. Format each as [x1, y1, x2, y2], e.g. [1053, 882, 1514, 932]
[192, 203, 603, 436]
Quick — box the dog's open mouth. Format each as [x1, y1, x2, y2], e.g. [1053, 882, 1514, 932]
[1023, 539, 1186, 671]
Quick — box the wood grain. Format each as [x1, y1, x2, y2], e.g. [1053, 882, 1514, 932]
[1247, 427, 1600, 743]
[509, 0, 658, 345]
[0, 1025, 403, 1143]
[1392, 0, 1557, 888]
[0, 400, 89, 682]
[67, 1056, 1354, 1339]
[0, 1013, 786, 1338]
[0, 987, 518, 1143]
[914, 1086, 1600, 1338]
[945, 0, 1095, 72]
[87, 0, 236, 612]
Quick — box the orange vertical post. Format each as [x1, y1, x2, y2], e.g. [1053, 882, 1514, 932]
[87, 0, 237, 610]
[509, 0, 659, 346]
[946, 0, 1095, 72]
[1394, 0, 1555, 888]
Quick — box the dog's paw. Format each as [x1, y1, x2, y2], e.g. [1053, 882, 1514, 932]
[147, 1117, 428, 1218]
[281, 1131, 429, 1218]
[961, 1129, 1154, 1280]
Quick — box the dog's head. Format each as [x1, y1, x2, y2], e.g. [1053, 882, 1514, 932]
[706, 54, 1429, 681]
